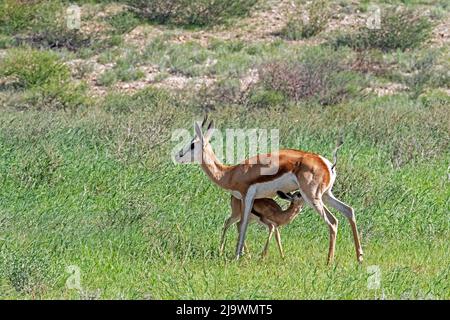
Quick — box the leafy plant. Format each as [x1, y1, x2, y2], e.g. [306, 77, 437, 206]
[258, 47, 362, 105]
[280, 0, 331, 40]
[331, 7, 433, 51]
[0, 48, 88, 109]
[127, 0, 258, 26]
[248, 88, 286, 108]
[393, 50, 450, 98]
[0, 49, 70, 89]
[0, 0, 39, 35]
[107, 10, 142, 34]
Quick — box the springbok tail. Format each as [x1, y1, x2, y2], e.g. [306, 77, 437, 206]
[331, 137, 344, 171]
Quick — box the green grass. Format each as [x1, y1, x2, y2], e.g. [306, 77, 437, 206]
[0, 0, 449, 300]
[0, 92, 449, 299]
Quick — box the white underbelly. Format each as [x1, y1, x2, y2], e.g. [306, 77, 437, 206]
[253, 172, 299, 198]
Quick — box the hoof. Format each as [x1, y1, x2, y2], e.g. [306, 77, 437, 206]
[357, 253, 364, 263]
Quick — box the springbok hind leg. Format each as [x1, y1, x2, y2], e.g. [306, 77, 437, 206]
[323, 192, 363, 263]
[323, 205, 338, 265]
[300, 190, 338, 265]
[261, 224, 275, 258]
[275, 228, 285, 258]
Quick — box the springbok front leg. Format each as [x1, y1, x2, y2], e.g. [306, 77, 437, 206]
[236, 220, 249, 254]
[323, 192, 363, 262]
[274, 228, 284, 258]
[220, 196, 243, 256]
[236, 190, 256, 258]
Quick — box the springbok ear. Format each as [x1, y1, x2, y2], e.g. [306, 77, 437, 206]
[201, 114, 208, 128]
[277, 191, 292, 200]
[194, 121, 204, 145]
[204, 120, 215, 142]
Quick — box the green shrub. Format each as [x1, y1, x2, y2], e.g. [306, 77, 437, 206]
[248, 88, 286, 108]
[127, 0, 258, 26]
[107, 10, 142, 34]
[332, 7, 433, 51]
[0, 0, 39, 35]
[15, 30, 93, 52]
[190, 78, 244, 110]
[143, 39, 210, 77]
[0, 1, 113, 53]
[103, 87, 173, 113]
[280, 0, 331, 40]
[0, 48, 88, 110]
[392, 50, 450, 99]
[0, 34, 14, 49]
[98, 50, 145, 87]
[350, 49, 387, 75]
[97, 70, 118, 87]
[25, 80, 88, 111]
[0, 1, 65, 36]
[12, 0, 93, 53]
[0, 49, 70, 89]
[258, 47, 363, 105]
[419, 89, 450, 108]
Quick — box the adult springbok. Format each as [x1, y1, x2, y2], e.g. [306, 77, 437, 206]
[220, 191, 305, 258]
[174, 116, 363, 264]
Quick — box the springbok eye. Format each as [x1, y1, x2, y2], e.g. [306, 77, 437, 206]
[190, 143, 195, 150]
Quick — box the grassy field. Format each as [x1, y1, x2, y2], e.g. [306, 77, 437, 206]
[0, 0, 449, 299]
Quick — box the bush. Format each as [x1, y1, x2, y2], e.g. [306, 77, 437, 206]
[103, 87, 173, 114]
[248, 88, 286, 108]
[0, 1, 65, 36]
[0, 0, 39, 35]
[25, 80, 88, 111]
[127, 0, 258, 26]
[107, 10, 141, 34]
[98, 66, 144, 86]
[0, 34, 14, 49]
[419, 89, 450, 108]
[258, 47, 362, 105]
[393, 50, 450, 99]
[0, 1, 109, 53]
[350, 49, 387, 75]
[0, 49, 69, 89]
[280, 0, 331, 40]
[98, 49, 145, 86]
[14, 30, 93, 52]
[0, 48, 88, 110]
[332, 7, 433, 51]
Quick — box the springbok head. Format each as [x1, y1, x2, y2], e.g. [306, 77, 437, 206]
[174, 115, 214, 164]
[277, 191, 303, 205]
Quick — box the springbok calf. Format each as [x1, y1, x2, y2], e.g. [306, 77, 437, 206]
[174, 116, 363, 264]
[219, 191, 304, 258]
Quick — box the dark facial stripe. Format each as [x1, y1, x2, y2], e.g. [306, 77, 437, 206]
[179, 138, 196, 157]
